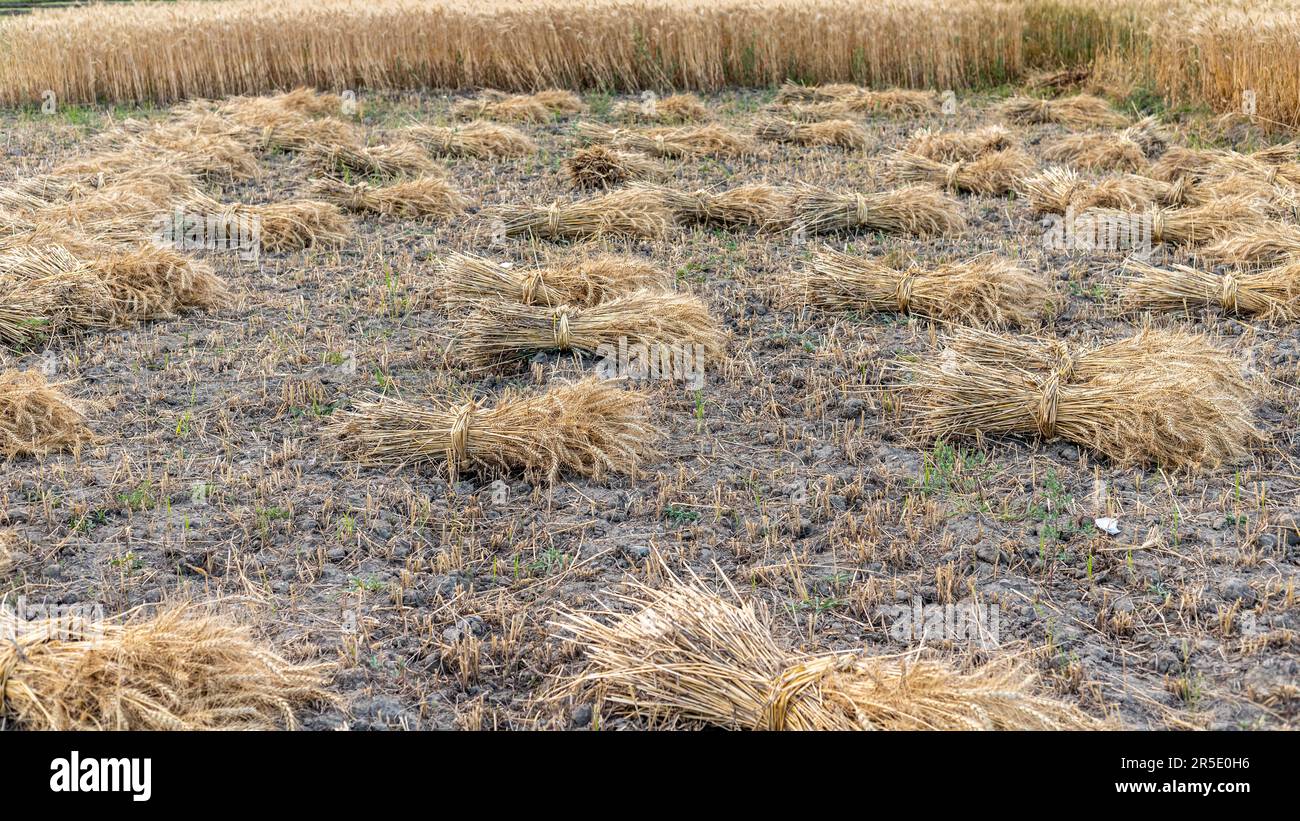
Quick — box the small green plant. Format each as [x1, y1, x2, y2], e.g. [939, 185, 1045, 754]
[665, 504, 700, 524]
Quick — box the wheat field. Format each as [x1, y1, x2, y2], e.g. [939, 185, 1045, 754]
[2, 0, 1299, 128]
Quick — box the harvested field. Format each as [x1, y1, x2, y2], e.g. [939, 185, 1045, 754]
[2, 64, 1299, 740]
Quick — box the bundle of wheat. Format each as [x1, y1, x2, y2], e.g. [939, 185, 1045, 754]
[306, 140, 437, 178]
[402, 121, 536, 158]
[773, 81, 866, 104]
[1, 242, 225, 338]
[185, 194, 352, 252]
[1081, 195, 1265, 247]
[997, 95, 1127, 129]
[529, 89, 585, 115]
[308, 175, 470, 219]
[454, 288, 724, 367]
[1149, 143, 1300, 185]
[904, 327, 1258, 468]
[905, 125, 1015, 161]
[451, 92, 552, 123]
[788, 185, 966, 237]
[0, 605, 332, 729]
[0, 370, 93, 458]
[891, 148, 1033, 195]
[802, 249, 1048, 327]
[552, 574, 1101, 730]
[845, 88, 942, 116]
[578, 122, 758, 158]
[1025, 67, 1092, 94]
[441, 251, 668, 308]
[268, 86, 346, 116]
[494, 189, 674, 240]
[1020, 167, 1192, 214]
[753, 116, 868, 150]
[1042, 133, 1147, 172]
[328, 378, 658, 482]
[632, 183, 794, 229]
[563, 145, 665, 189]
[1122, 116, 1172, 155]
[611, 93, 709, 123]
[1121, 259, 1300, 320]
[1202, 222, 1300, 265]
[210, 97, 363, 151]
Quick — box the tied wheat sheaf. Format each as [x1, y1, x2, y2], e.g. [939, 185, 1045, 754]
[1079, 195, 1266, 248]
[441, 252, 668, 308]
[772, 82, 941, 116]
[753, 116, 869, 150]
[0, 606, 333, 730]
[631, 183, 794, 229]
[578, 122, 759, 158]
[611, 94, 709, 124]
[452, 89, 582, 123]
[1203, 222, 1300, 265]
[453, 288, 725, 367]
[1149, 143, 1300, 185]
[903, 327, 1258, 468]
[788, 185, 966, 237]
[306, 140, 438, 178]
[997, 94, 1127, 129]
[493, 190, 674, 240]
[1040, 116, 1170, 172]
[891, 148, 1034, 195]
[905, 125, 1015, 161]
[0, 243, 227, 343]
[309, 176, 470, 219]
[402, 122, 536, 159]
[0, 370, 94, 458]
[564, 145, 665, 189]
[183, 194, 353, 252]
[327, 379, 658, 482]
[1020, 167, 1193, 214]
[1122, 259, 1300, 320]
[551, 574, 1102, 730]
[802, 249, 1048, 327]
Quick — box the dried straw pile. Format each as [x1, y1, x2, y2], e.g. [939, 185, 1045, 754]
[904, 327, 1258, 468]
[564, 145, 665, 189]
[308, 176, 470, 219]
[753, 116, 868, 150]
[802, 249, 1048, 327]
[788, 185, 966, 237]
[494, 190, 674, 240]
[328, 378, 658, 482]
[891, 149, 1034, 195]
[578, 123, 758, 158]
[1122, 259, 1300, 320]
[1042, 132, 1147, 172]
[403, 122, 536, 158]
[0, 370, 93, 458]
[441, 252, 667, 308]
[611, 94, 709, 123]
[0, 606, 333, 729]
[997, 95, 1127, 129]
[453, 288, 725, 367]
[553, 575, 1101, 730]
[1149, 143, 1299, 185]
